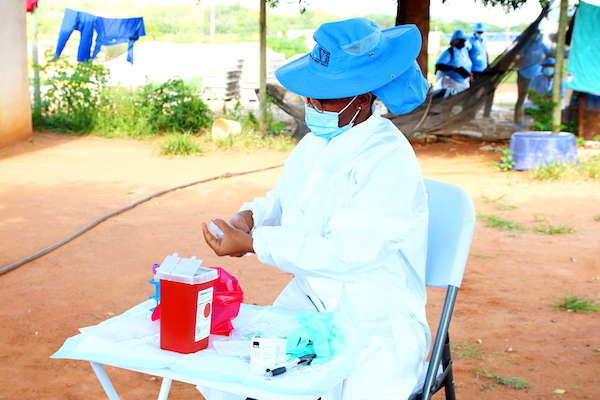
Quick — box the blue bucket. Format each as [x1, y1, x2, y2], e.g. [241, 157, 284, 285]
[508, 131, 578, 171]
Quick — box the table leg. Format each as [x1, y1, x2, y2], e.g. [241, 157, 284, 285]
[90, 362, 120, 400]
[158, 378, 172, 400]
[340, 378, 349, 400]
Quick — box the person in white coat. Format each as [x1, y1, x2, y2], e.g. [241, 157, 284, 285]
[202, 17, 431, 400]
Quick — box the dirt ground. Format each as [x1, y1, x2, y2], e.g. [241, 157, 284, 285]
[1, 132, 599, 400]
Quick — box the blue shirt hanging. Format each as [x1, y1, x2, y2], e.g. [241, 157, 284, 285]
[92, 17, 146, 64]
[54, 8, 145, 65]
[55, 8, 97, 62]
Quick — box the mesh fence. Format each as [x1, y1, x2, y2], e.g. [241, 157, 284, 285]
[388, 5, 551, 140]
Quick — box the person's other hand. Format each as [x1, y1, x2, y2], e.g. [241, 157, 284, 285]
[229, 210, 253, 234]
[202, 217, 254, 257]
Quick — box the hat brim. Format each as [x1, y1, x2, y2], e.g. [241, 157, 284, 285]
[274, 25, 421, 99]
[469, 23, 491, 32]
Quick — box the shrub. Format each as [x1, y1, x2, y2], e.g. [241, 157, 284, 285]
[524, 89, 577, 134]
[140, 77, 212, 132]
[498, 149, 515, 171]
[267, 33, 309, 59]
[34, 56, 212, 136]
[34, 57, 109, 134]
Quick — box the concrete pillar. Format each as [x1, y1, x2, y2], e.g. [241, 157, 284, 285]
[0, 0, 33, 146]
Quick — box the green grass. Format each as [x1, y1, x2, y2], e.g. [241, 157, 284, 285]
[552, 294, 599, 313]
[158, 133, 204, 157]
[475, 367, 531, 389]
[532, 214, 574, 235]
[530, 156, 600, 181]
[533, 223, 573, 235]
[470, 253, 496, 259]
[477, 213, 527, 232]
[452, 343, 485, 359]
[204, 131, 296, 153]
[481, 193, 507, 202]
[595, 215, 600, 221]
[494, 204, 519, 210]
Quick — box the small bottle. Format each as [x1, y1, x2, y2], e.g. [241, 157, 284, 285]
[149, 263, 161, 312]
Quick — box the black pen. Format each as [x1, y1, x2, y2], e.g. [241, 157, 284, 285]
[265, 354, 317, 377]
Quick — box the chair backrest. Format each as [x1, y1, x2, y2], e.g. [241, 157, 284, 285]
[424, 179, 476, 289]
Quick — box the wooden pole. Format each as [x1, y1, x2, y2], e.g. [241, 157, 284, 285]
[552, 0, 568, 132]
[210, 4, 215, 44]
[31, 3, 41, 110]
[579, 94, 585, 139]
[505, 8, 510, 50]
[259, 0, 267, 135]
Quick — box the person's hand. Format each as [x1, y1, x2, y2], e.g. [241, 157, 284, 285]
[202, 217, 254, 257]
[229, 210, 253, 234]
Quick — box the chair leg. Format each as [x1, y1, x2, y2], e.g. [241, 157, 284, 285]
[442, 335, 455, 400]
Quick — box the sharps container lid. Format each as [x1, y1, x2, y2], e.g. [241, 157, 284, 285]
[155, 253, 219, 285]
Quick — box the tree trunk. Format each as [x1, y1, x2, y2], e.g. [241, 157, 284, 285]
[395, 0, 430, 77]
[552, 0, 568, 132]
[259, 0, 267, 135]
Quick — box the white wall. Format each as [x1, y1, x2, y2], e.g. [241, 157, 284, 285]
[0, 0, 32, 146]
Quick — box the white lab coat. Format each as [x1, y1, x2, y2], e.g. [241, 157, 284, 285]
[199, 108, 430, 400]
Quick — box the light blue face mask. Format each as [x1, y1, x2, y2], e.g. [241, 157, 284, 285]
[543, 67, 554, 77]
[304, 96, 361, 139]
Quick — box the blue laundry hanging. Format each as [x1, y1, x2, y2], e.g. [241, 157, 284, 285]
[92, 17, 145, 64]
[55, 8, 97, 62]
[54, 8, 145, 64]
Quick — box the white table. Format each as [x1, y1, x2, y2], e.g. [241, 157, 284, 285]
[53, 300, 378, 400]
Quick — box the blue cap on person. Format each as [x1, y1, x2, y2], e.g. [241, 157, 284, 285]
[451, 29, 469, 41]
[542, 57, 556, 66]
[274, 17, 429, 115]
[469, 22, 491, 32]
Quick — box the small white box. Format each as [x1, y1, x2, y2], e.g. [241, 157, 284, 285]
[250, 336, 287, 371]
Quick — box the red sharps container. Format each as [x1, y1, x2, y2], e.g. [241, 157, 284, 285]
[156, 253, 219, 354]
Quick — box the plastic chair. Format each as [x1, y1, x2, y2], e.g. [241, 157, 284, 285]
[408, 179, 476, 400]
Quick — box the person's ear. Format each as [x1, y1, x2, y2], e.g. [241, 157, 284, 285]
[355, 93, 372, 111]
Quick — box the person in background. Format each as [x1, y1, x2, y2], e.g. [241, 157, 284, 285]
[469, 22, 494, 117]
[522, 57, 565, 129]
[201, 17, 431, 400]
[434, 29, 473, 93]
[528, 57, 564, 102]
[514, 28, 552, 128]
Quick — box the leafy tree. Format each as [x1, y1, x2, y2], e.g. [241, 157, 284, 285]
[267, 34, 310, 59]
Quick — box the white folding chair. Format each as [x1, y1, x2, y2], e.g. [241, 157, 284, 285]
[408, 179, 476, 400]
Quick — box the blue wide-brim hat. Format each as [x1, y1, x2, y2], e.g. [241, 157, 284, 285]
[542, 57, 556, 66]
[451, 29, 469, 41]
[469, 22, 491, 32]
[276, 18, 422, 100]
[275, 18, 428, 114]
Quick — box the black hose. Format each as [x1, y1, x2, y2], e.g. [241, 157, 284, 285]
[0, 164, 284, 276]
